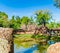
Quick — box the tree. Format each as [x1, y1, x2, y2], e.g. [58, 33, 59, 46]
[0, 11, 9, 27]
[55, 22, 60, 28]
[0, 17, 3, 27]
[21, 16, 30, 25]
[46, 21, 60, 29]
[35, 10, 52, 26]
[54, 0, 60, 8]
[10, 16, 21, 29]
[0, 11, 8, 19]
[16, 16, 21, 24]
[20, 16, 30, 30]
[46, 22, 56, 29]
[15, 16, 21, 29]
[29, 16, 34, 24]
[2, 20, 10, 28]
[10, 16, 16, 29]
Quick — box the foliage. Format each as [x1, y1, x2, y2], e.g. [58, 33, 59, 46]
[51, 36, 60, 42]
[35, 10, 52, 26]
[10, 16, 16, 29]
[29, 16, 34, 24]
[32, 34, 49, 42]
[14, 34, 36, 48]
[54, 0, 60, 8]
[10, 16, 21, 29]
[15, 16, 21, 29]
[0, 11, 9, 27]
[37, 44, 49, 53]
[46, 22, 60, 29]
[0, 10, 60, 29]
[21, 16, 30, 25]
[0, 11, 8, 19]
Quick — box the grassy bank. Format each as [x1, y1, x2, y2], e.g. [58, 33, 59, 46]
[14, 34, 60, 48]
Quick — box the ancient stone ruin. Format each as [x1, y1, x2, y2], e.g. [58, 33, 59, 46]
[0, 27, 13, 53]
[14, 24, 37, 34]
[13, 24, 60, 36]
[0, 38, 10, 53]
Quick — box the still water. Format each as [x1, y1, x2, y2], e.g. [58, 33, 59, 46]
[14, 45, 38, 53]
[14, 40, 55, 53]
[14, 35, 57, 53]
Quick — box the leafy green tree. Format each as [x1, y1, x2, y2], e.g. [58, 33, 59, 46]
[0, 11, 8, 19]
[21, 16, 30, 25]
[56, 22, 60, 28]
[16, 16, 21, 24]
[15, 16, 21, 29]
[47, 22, 60, 29]
[29, 16, 34, 24]
[0, 11, 9, 27]
[46, 22, 56, 29]
[10, 16, 16, 29]
[54, 0, 60, 8]
[35, 10, 52, 26]
[10, 16, 21, 29]
[0, 18, 3, 27]
[3, 20, 10, 28]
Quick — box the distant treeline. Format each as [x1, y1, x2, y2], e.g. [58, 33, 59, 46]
[0, 10, 60, 29]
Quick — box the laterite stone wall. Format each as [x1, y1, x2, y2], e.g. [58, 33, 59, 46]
[0, 27, 13, 53]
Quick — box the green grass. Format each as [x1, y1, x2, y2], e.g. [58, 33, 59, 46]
[14, 34, 33, 38]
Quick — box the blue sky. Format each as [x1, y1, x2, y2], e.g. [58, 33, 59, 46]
[0, 0, 60, 22]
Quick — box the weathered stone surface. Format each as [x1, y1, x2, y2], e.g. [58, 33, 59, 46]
[47, 42, 60, 53]
[27, 24, 37, 31]
[0, 27, 13, 53]
[0, 38, 10, 53]
[21, 24, 27, 30]
[0, 27, 13, 42]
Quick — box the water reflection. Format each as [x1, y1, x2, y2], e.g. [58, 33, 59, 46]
[14, 35, 60, 53]
[14, 45, 38, 53]
[14, 43, 49, 53]
[14, 38, 49, 53]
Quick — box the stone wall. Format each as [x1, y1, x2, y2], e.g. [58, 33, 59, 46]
[0, 38, 10, 53]
[0, 27, 13, 53]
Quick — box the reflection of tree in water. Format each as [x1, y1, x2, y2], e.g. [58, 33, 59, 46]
[24, 45, 37, 53]
[37, 44, 49, 53]
[14, 37, 49, 53]
[14, 37, 37, 48]
[14, 34, 60, 53]
[33, 50, 40, 53]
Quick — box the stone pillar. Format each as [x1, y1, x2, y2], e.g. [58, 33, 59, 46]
[0, 27, 13, 53]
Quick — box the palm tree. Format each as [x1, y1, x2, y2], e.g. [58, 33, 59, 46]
[35, 10, 52, 26]
[0, 11, 9, 27]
